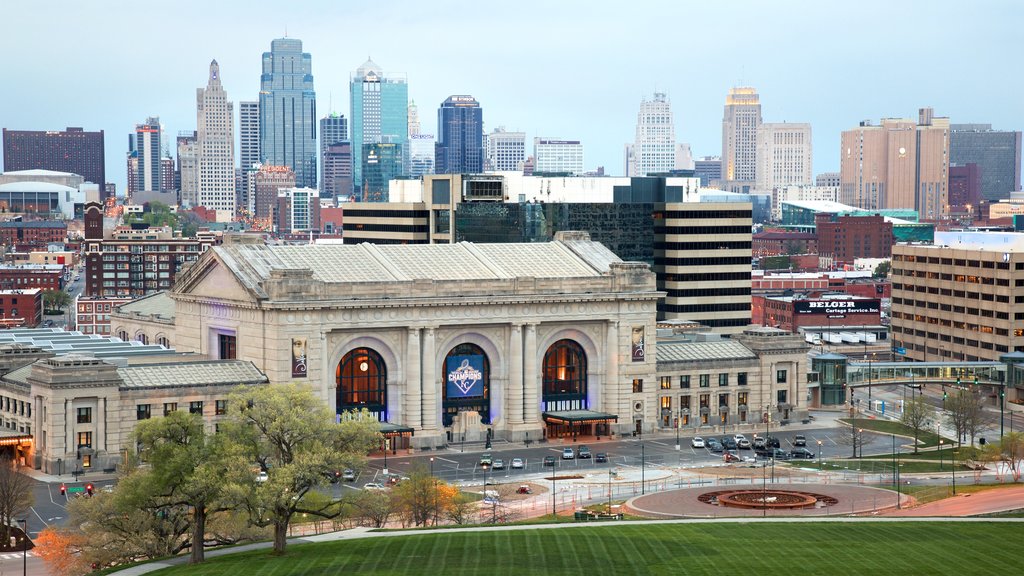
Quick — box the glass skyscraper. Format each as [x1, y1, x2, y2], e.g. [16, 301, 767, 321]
[350, 59, 407, 199]
[259, 38, 317, 189]
[435, 95, 483, 174]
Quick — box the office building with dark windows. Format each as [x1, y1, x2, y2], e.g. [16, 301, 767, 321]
[259, 38, 317, 189]
[435, 95, 484, 174]
[950, 124, 1022, 202]
[2, 127, 106, 192]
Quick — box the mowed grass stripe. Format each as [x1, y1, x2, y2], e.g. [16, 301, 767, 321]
[152, 522, 1024, 575]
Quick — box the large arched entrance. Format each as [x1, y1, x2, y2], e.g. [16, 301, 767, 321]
[442, 343, 490, 429]
[542, 339, 588, 411]
[336, 347, 387, 421]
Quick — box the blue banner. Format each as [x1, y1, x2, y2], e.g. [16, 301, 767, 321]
[446, 355, 485, 398]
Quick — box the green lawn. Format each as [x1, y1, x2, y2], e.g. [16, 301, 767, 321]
[839, 418, 947, 448]
[796, 459, 961, 474]
[151, 522, 1022, 575]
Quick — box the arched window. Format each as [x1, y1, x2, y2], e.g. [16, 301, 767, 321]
[156, 336, 170, 348]
[135, 333, 148, 345]
[116, 330, 128, 341]
[336, 348, 387, 420]
[542, 339, 588, 411]
[442, 343, 490, 427]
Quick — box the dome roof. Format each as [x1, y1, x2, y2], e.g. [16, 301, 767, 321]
[0, 181, 76, 193]
[355, 58, 382, 79]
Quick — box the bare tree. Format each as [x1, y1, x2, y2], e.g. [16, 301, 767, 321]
[0, 455, 34, 546]
[900, 394, 930, 453]
[838, 418, 867, 458]
[945, 389, 989, 446]
[445, 493, 478, 526]
[353, 490, 395, 528]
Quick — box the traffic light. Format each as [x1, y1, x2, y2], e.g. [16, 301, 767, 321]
[59, 484, 66, 496]
[85, 483, 94, 496]
[974, 376, 979, 388]
[943, 390, 948, 400]
[956, 377, 961, 387]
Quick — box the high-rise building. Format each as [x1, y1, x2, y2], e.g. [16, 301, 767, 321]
[253, 165, 295, 222]
[755, 123, 812, 191]
[486, 128, 526, 172]
[629, 92, 677, 177]
[176, 131, 198, 207]
[322, 142, 354, 199]
[694, 157, 722, 187]
[160, 157, 175, 194]
[840, 108, 950, 219]
[950, 124, 1022, 202]
[408, 99, 421, 136]
[238, 101, 260, 206]
[409, 135, 435, 177]
[435, 95, 483, 174]
[816, 172, 840, 187]
[1, 127, 106, 192]
[948, 163, 982, 209]
[350, 59, 408, 198]
[319, 113, 349, 199]
[721, 87, 762, 193]
[133, 117, 162, 195]
[275, 187, 320, 233]
[259, 38, 317, 189]
[362, 143, 404, 202]
[534, 138, 583, 175]
[196, 60, 236, 221]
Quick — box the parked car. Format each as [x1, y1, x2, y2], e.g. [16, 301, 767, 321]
[510, 458, 525, 469]
[342, 469, 357, 482]
[255, 471, 269, 483]
[562, 447, 576, 460]
[733, 434, 748, 444]
[752, 435, 766, 449]
[691, 436, 706, 449]
[737, 438, 752, 450]
[793, 435, 807, 447]
[595, 452, 608, 463]
[767, 436, 782, 449]
[754, 446, 772, 458]
[772, 448, 791, 460]
[326, 470, 342, 483]
[722, 437, 738, 450]
[492, 458, 505, 470]
[543, 456, 556, 467]
[363, 482, 386, 491]
[724, 451, 741, 463]
[479, 453, 493, 466]
[790, 447, 815, 459]
[707, 439, 724, 452]
[577, 446, 592, 459]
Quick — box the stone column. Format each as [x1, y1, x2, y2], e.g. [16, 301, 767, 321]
[405, 328, 422, 430]
[605, 321, 620, 416]
[523, 324, 539, 423]
[421, 327, 437, 431]
[507, 324, 524, 425]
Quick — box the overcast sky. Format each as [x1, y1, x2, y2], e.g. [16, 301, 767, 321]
[1, 0, 1020, 192]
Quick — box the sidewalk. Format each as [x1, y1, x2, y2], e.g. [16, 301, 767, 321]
[20, 467, 118, 484]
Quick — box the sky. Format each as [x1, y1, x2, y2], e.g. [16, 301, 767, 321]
[1, 0, 1021, 193]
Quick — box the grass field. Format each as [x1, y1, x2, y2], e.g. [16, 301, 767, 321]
[839, 418, 947, 448]
[151, 522, 1022, 575]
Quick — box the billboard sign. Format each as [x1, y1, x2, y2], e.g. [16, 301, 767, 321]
[446, 355, 485, 398]
[793, 299, 880, 317]
[631, 326, 646, 362]
[291, 338, 307, 378]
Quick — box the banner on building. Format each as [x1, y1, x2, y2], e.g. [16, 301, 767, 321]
[291, 338, 307, 378]
[631, 326, 646, 362]
[793, 299, 880, 317]
[446, 355, 485, 398]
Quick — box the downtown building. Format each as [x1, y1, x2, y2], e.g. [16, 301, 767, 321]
[252, 165, 295, 223]
[721, 87, 762, 193]
[534, 138, 584, 175]
[131, 117, 163, 200]
[1, 127, 106, 194]
[350, 59, 408, 200]
[949, 123, 1022, 202]
[435, 95, 484, 174]
[196, 60, 236, 221]
[755, 123, 812, 192]
[486, 128, 526, 172]
[238, 101, 260, 209]
[319, 113, 350, 200]
[259, 38, 317, 189]
[627, 92, 684, 177]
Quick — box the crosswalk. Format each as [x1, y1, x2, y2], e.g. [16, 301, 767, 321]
[0, 551, 36, 560]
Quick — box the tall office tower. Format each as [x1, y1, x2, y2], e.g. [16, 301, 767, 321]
[160, 157, 175, 193]
[322, 142, 354, 199]
[533, 138, 584, 175]
[133, 117, 162, 194]
[950, 124, 1022, 202]
[125, 151, 138, 200]
[675, 143, 694, 171]
[196, 60, 236, 221]
[176, 132, 198, 207]
[408, 99, 421, 136]
[362, 143, 404, 202]
[948, 164, 982, 208]
[721, 87, 762, 193]
[815, 172, 840, 187]
[2, 127, 106, 191]
[840, 108, 950, 218]
[435, 95, 483, 174]
[487, 128, 526, 171]
[239, 101, 260, 206]
[259, 38, 317, 189]
[253, 165, 295, 221]
[629, 92, 677, 177]
[755, 123, 812, 191]
[275, 187, 321, 233]
[694, 157, 722, 187]
[350, 58, 408, 197]
[408, 135, 435, 177]
[319, 112, 349, 198]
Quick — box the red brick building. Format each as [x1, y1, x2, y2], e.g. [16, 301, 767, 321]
[0, 221, 67, 247]
[74, 296, 132, 336]
[0, 264, 64, 291]
[814, 213, 893, 264]
[752, 294, 881, 332]
[752, 230, 817, 258]
[0, 288, 43, 328]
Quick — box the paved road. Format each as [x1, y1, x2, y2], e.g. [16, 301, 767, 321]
[884, 485, 1024, 517]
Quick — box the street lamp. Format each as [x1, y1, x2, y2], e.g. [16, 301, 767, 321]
[675, 410, 681, 451]
[607, 469, 613, 514]
[430, 457, 436, 526]
[20, 517, 27, 576]
[938, 439, 944, 471]
[858, 428, 864, 459]
[640, 442, 646, 495]
[817, 439, 823, 470]
[868, 352, 876, 403]
[550, 472, 556, 518]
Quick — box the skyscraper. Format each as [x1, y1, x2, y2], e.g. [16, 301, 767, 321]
[950, 124, 1022, 202]
[408, 99, 421, 136]
[694, 157, 722, 187]
[196, 60, 236, 221]
[435, 95, 483, 174]
[177, 131, 198, 206]
[755, 123, 812, 191]
[362, 143, 403, 202]
[350, 59, 408, 198]
[721, 87, 762, 193]
[322, 142, 354, 199]
[486, 128, 526, 172]
[840, 108, 949, 218]
[319, 112, 349, 199]
[259, 38, 317, 189]
[534, 138, 584, 175]
[133, 117, 162, 195]
[629, 92, 676, 177]
[2, 127, 106, 193]
[238, 101, 260, 206]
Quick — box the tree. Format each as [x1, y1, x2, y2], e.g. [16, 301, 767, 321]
[352, 490, 396, 528]
[998, 431, 1024, 482]
[392, 464, 441, 527]
[134, 410, 245, 564]
[0, 455, 34, 546]
[43, 288, 71, 312]
[221, 384, 381, 554]
[945, 388, 988, 446]
[900, 394, 930, 453]
[444, 490, 479, 526]
[873, 260, 891, 278]
[34, 527, 88, 576]
[838, 418, 867, 458]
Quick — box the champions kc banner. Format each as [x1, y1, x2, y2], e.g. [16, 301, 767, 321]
[446, 355, 485, 398]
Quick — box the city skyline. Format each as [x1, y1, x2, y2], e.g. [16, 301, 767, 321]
[0, 0, 1020, 194]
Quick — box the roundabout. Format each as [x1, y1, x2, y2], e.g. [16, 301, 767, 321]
[628, 483, 901, 518]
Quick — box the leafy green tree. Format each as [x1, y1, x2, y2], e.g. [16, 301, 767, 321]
[221, 384, 381, 554]
[873, 260, 891, 278]
[43, 289, 71, 312]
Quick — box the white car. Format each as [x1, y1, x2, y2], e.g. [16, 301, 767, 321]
[691, 436, 705, 449]
[255, 471, 269, 483]
[510, 458, 524, 469]
[733, 434, 748, 444]
[363, 482, 386, 491]
[562, 447, 575, 459]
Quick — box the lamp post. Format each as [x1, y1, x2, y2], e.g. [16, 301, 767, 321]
[640, 442, 646, 495]
[816, 439, 822, 470]
[868, 352, 876, 403]
[607, 469, 613, 514]
[858, 428, 864, 459]
[430, 457, 436, 526]
[1000, 385, 1006, 440]
[551, 472, 556, 518]
[20, 517, 27, 576]
[951, 444, 956, 495]
[892, 434, 901, 509]
[938, 439, 944, 471]
[675, 410, 681, 451]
